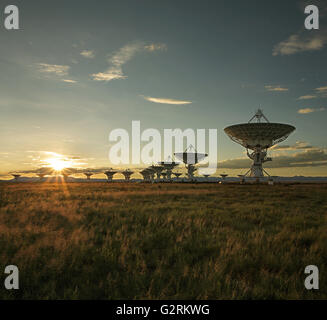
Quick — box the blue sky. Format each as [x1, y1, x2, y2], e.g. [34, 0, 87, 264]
[1, 0, 327, 176]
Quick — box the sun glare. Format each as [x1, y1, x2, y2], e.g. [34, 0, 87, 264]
[46, 158, 70, 171]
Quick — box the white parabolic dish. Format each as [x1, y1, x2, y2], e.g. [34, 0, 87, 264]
[224, 123, 295, 150]
[174, 152, 208, 164]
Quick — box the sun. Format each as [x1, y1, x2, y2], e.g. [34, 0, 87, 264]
[46, 158, 70, 171]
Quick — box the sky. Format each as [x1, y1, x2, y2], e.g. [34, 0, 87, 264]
[1, 0, 327, 177]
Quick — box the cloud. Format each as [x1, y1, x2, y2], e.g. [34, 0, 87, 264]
[35, 63, 70, 76]
[91, 42, 166, 82]
[297, 95, 317, 100]
[298, 107, 325, 114]
[265, 85, 289, 92]
[62, 79, 77, 83]
[80, 50, 95, 58]
[315, 86, 327, 93]
[142, 96, 192, 105]
[219, 148, 327, 169]
[273, 31, 327, 56]
[272, 141, 313, 151]
[144, 43, 167, 52]
[297, 85, 327, 100]
[91, 71, 126, 81]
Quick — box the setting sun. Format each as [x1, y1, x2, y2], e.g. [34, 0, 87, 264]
[46, 158, 71, 171]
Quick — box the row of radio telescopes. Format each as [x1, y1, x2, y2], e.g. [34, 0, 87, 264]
[10, 110, 296, 184]
[10, 166, 234, 184]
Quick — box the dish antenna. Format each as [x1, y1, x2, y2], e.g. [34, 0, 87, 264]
[12, 174, 21, 181]
[149, 165, 164, 181]
[220, 174, 228, 184]
[122, 169, 134, 181]
[174, 145, 208, 180]
[104, 169, 117, 182]
[224, 109, 295, 179]
[140, 169, 150, 181]
[140, 168, 155, 182]
[84, 172, 93, 180]
[173, 172, 182, 180]
[157, 156, 179, 181]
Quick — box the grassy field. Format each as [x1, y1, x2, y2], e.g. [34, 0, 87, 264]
[0, 182, 326, 299]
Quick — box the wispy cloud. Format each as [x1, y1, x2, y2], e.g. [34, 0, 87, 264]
[142, 96, 192, 105]
[265, 85, 289, 92]
[272, 141, 313, 151]
[219, 148, 327, 168]
[35, 63, 70, 76]
[62, 79, 77, 83]
[297, 85, 327, 100]
[144, 43, 167, 52]
[91, 41, 166, 82]
[297, 95, 317, 100]
[80, 50, 95, 58]
[273, 30, 327, 56]
[315, 86, 327, 93]
[298, 107, 325, 114]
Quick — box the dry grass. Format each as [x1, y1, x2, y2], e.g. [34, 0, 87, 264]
[0, 182, 326, 299]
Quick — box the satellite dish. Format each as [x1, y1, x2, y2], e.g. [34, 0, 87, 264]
[157, 156, 179, 181]
[140, 167, 156, 182]
[224, 109, 295, 179]
[121, 169, 134, 181]
[219, 174, 228, 184]
[12, 174, 21, 181]
[149, 165, 164, 180]
[173, 172, 182, 180]
[174, 145, 208, 180]
[84, 172, 93, 180]
[174, 145, 207, 165]
[104, 169, 118, 182]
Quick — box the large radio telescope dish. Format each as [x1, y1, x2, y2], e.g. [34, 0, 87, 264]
[224, 109, 295, 179]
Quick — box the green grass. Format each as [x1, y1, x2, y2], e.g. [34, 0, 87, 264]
[0, 182, 326, 299]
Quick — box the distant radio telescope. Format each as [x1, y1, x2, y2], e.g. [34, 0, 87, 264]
[224, 109, 295, 179]
[12, 174, 21, 181]
[157, 156, 179, 181]
[174, 145, 208, 180]
[149, 165, 164, 180]
[174, 172, 182, 180]
[122, 169, 134, 181]
[104, 169, 118, 182]
[140, 167, 155, 182]
[219, 173, 228, 184]
[84, 172, 93, 180]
